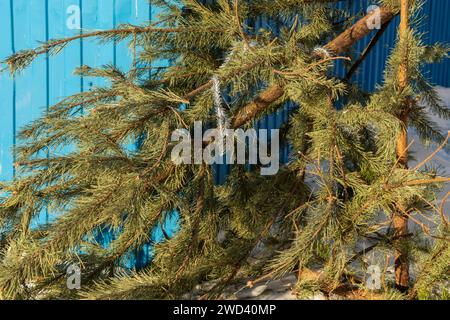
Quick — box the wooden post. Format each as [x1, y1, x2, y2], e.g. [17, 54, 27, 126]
[394, 0, 410, 292]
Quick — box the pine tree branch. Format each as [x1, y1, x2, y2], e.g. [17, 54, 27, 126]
[175, 166, 205, 280]
[201, 179, 302, 299]
[413, 131, 450, 170]
[345, 18, 394, 81]
[394, 0, 411, 292]
[324, 7, 395, 55]
[227, 6, 397, 128]
[233, 0, 251, 49]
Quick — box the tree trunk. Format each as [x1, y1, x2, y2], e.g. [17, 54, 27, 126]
[394, 0, 410, 292]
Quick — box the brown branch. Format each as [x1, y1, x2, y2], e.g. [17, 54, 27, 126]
[393, 0, 412, 293]
[345, 18, 394, 81]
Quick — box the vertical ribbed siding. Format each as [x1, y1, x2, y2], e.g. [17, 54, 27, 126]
[0, 0, 152, 183]
[0, 0, 448, 267]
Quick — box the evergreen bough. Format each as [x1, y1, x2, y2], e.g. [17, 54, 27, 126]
[0, 0, 448, 300]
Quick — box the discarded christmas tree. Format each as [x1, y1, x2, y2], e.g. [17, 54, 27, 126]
[0, 0, 449, 300]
